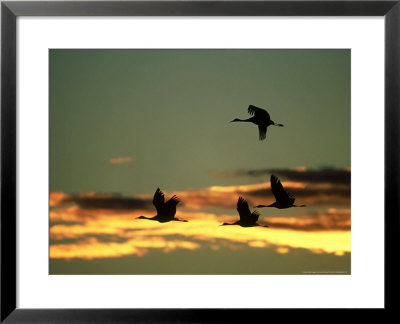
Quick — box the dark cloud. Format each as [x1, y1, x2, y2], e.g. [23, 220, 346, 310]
[248, 185, 350, 205]
[264, 222, 350, 232]
[267, 168, 350, 184]
[70, 195, 153, 210]
[212, 167, 350, 185]
[50, 220, 84, 227]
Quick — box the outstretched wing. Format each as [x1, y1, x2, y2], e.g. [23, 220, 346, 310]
[270, 175, 294, 204]
[164, 195, 180, 219]
[237, 196, 252, 221]
[152, 188, 165, 214]
[248, 210, 260, 223]
[258, 125, 267, 140]
[248, 105, 270, 120]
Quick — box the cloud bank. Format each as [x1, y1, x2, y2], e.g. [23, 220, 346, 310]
[49, 167, 351, 260]
[212, 167, 350, 184]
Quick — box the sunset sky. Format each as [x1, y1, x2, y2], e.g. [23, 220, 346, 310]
[49, 49, 350, 274]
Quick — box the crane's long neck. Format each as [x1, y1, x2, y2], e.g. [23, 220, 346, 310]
[294, 204, 306, 207]
[256, 204, 275, 208]
[272, 121, 284, 127]
[137, 216, 154, 220]
[221, 222, 234, 226]
[231, 118, 252, 122]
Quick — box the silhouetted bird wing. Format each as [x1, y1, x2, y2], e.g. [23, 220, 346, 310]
[152, 188, 165, 215]
[248, 210, 260, 223]
[248, 105, 271, 120]
[164, 195, 180, 218]
[237, 196, 257, 222]
[258, 125, 267, 140]
[270, 175, 294, 204]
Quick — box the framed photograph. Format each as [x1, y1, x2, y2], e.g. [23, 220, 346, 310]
[1, 0, 399, 321]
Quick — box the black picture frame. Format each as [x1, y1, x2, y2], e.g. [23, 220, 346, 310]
[1, 0, 399, 322]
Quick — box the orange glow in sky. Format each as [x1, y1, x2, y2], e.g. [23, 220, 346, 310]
[50, 191, 350, 260]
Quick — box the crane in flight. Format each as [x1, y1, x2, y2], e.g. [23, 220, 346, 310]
[137, 188, 188, 223]
[230, 105, 284, 140]
[221, 197, 268, 228]
[256, 175, 306, 209]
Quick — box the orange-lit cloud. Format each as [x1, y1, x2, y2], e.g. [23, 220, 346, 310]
[50, 192, 71, 207]
[50, 236, 200, 260]
[265, 208, 351, 231]
[109, 157, 133, 164]
[291, 166, 307, 172]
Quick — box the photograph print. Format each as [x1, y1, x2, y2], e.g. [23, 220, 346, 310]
[49, 49, 350, 274]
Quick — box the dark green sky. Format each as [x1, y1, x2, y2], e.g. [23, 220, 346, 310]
[50, 49, 350, 195]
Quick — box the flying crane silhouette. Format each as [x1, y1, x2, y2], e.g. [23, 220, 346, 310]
[221, 197, 268, 227]
[256, 175, 306, 209]
[137, 188, 188, 223]
[230, 105, 284, 140]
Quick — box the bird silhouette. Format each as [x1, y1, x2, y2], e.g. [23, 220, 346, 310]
[230, 104, 284, 140]
[137, 188, 188, 223]
[221, 197, 268, 227]
[256, 175, 306, 209]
